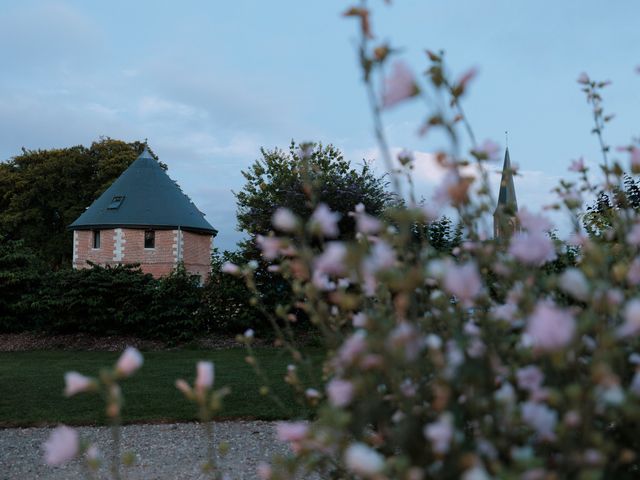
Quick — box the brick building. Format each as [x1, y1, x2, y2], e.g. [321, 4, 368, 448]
[69, 147, 217, 281]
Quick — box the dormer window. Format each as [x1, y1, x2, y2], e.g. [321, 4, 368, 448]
[144, 230, 155, 249]
[92, 230, 101, 249]
[108, 196, 125, 210]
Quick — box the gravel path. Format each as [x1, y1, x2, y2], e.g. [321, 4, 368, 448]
[0, 421, 292, 480]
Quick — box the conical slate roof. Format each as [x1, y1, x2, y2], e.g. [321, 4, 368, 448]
[69, 147, 217, 235]
[494, 147, 518, 213]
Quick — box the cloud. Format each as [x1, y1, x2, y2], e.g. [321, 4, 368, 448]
[0, 1, 105, 77]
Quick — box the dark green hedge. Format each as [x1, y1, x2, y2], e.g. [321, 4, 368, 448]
[0, 239, 269, 342]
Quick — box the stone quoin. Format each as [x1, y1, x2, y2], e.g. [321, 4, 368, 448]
[68, 146, 217, 281]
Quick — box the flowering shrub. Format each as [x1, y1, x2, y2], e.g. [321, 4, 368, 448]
[232, 4, 640, 480]
[43, 3, 640, 480]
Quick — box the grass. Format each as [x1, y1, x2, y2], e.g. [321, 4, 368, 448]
[0, 348, 323, 427]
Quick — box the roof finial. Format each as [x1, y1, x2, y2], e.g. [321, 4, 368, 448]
[505, 130, 509, 149]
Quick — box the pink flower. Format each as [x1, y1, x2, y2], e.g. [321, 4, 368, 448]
[276, 421, 308, 443]
[627, 223, 640, 246]
[517, 209, 553, 233]
[509, 233, 556, 266]
[627, 257, 640, 285]
[257, 462, 273, 480]
[520, 402, 557, 440]
[443, 261, 482, 306]
[221, 262, 240, 275]
[314, 242, 347, 276]
[337, 331, 368, 366]
[457, 67, 478, 89]
[617, 299, 640, 337]
[397, 149, 414, 166]
[474, 139, 500, 160]
[345, 443, 385, 476]
[424, 413, 454, 454]
[569, 157, 586, 172]
[364, 241, 396, 273]
[632, 147, 640, 170]
[272, 208, 298, 232]
[352, 203, 382, 234]
[525, 301, 575, 352]
[492, 302, 518, 323]
[43, 426, 79, 466]
[64, 372, 93, 397]
[175, 379, 192, 397]
[115, 347, 143, 377]
[387, 322, 423, 361]
[195, 361, 214, 392]
[327, 378, 354, 407]
[516, 365, 544, 393]
[382, 61, 418, 109]
[256, 235, 282, 260]
[558, 268, 589, 301]
[352, 312, 368, 328]
[310, 203, 340, 237]
[577, 72, 590, 84]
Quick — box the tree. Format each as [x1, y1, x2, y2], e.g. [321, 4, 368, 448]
[233, 141, 398, 328]
[0, 236, 45, 330]
[0, 138, 151, 268]
[235, 141, 397, 240]
[583, 174, 640, 237]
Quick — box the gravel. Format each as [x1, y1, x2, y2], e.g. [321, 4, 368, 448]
[0, 421, 293, 480]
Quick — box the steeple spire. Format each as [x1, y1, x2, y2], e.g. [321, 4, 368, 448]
[493, 147, 519, 239]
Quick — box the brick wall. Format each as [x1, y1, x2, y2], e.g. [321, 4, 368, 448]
[181, 231, 213, 282]
[73, 228, 213, 281]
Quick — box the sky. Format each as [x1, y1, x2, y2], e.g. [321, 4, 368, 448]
[0, 0, 638, 250]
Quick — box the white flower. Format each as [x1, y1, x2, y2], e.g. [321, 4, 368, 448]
[424, 413, 454, 454]
[521, 402, 557, 440]
[558, 268, 589, 301]
[195, 361, 214, 392]
[272, 208, 298, 232]
[244, 329, 255, 339]
[305, 388, 321, 399]
[64, 372, 93, 397]
[462, 465, 491, 480]
[43, 426, 79, 466]
[310, 203, 340, 237]
[115, 347, 143, 377]
[345, 443, 385, 477]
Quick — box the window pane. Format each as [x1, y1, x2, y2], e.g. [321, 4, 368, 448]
[107, 196, 125, 210]
[93, 230, 100, 249]
[144, 230, 155, 248]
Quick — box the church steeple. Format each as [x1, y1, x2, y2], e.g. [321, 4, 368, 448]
[493, 147, 519, 239]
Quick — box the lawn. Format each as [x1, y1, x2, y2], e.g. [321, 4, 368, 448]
[0, 348, 323, 427]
